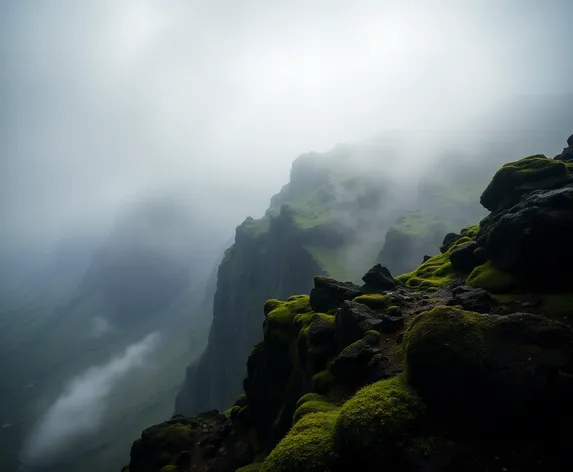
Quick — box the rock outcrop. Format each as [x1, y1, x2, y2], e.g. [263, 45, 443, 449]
[124, 135, 573, 472]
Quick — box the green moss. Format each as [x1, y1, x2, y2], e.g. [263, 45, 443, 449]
[396, 230, 480, 290]
[403, 306, 493, 412]
[224, 406, 240, 418]
[335, 375, 424, 459]
[352, 294, 391, 310]
[311, 369, 336, 395]
[481, 156, 568, 210]
[159, 466, 178, 472]
[466, 260, 514, 293]
[236, 464, 263, 472]
[265, 296, 313, 346]
[293, 400, 339, 424]
[296, 393, 329, 409]
[261, 411, 339, 472]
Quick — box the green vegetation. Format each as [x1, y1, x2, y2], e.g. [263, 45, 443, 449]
[266, 295, 311, 326]
[466, 260, 514, 293]
[311, 369, 336, 395]
[396, 225, 479, 289]
[352, 293, 391, 310]
[392, 211, 446, 237]
[335, 375, 424, 459]
[303, 245, 348, 280]
[403, 306, 493, 411]
[261, 411, 339, 472]
[293, 399, 339, 425]
[480, 155, 569, 210]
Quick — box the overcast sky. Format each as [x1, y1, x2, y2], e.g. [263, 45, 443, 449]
[1, 0, 572, 251]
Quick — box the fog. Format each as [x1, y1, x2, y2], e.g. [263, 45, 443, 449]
[2, 0, 572, 256]
[21, 332, 160, 466]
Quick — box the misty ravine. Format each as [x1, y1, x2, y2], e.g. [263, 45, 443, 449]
[2, 1, 573, 472]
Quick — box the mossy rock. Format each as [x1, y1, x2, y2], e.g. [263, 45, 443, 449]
[480, 155, 571, 212]
[335, 375, 425, 466]
[404, 305, 573, 435]
[352, 293, 391, 310]
[261, 411, 339, 472]
[397, 233, 475, 289]
[311, 369, 336, 395]
[264, 295, 312, 346]
[466, 260, 514, 293]
[293, 399, 338, 425]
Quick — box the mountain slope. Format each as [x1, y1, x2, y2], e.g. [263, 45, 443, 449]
[125, 134, 573, 472]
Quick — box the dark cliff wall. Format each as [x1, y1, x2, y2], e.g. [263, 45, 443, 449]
[175, 213, 323, 414]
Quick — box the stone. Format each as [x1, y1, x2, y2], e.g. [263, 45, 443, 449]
[449, 241, 486, 273]
[330, 337, 383, 387]
[361, 264, 397, 292]
[335, 301, 386, 349]
[477, 184, 573, 290]
[448, 285, 494, 313]
[310, 276, 364, 313]
[440, 232, 462, 253]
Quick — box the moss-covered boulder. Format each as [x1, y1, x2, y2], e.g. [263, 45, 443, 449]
[260, 411, 339, 472]
[404, 306, 573, 435]
[480, 155, 572, 212]
[397, 225, 480, 290]
[476, 184, 573, 291]
[335, 375, 425, 467]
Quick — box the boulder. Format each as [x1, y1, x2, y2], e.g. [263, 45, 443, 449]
[448, 285, 493, 313]
[307, 313, 336, 344]
[361, 264, 397, 292]
[330, 334, 389, 387]
[310, 276, 364, 313]
[477, 184, 573, 290]
[404, 306, 573, 436]
[480, 155, 572, 212]
[568, 133, 573, 147]
[335, 301, 386, 348]
[449, 241, 486, 273]
[555, 145, 573, 162]
[440, 232, 462, 253]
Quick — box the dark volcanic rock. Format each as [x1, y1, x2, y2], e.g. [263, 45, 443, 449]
[361, 264, 397, 292]
[448, 285, 493, 313]
[330, 334, 389, 387]
[480, 155, 572, 212]
[555, 134, 573, 162]
[477, 184, 573, 290]
[128, 414, 254, 472]
[440, 232, 462, 253]
[405, 307, 573, 435]
[310, 276, 364, 313]
[307, 313, 336, 344]
[335, 301, 385, 348]
[449, 241, 486, 273]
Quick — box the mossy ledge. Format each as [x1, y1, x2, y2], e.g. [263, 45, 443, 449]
[125, 138, 573, 472]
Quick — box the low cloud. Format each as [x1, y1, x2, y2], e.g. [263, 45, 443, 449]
[90, 316, 113, 337]
[22, 332, 160, 465]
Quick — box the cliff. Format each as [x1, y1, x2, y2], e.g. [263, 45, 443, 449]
[124, 134, 573, 472]
[175, 143, 408, 414]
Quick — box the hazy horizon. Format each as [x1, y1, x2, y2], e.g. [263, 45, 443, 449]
[2, 0, 572, 258]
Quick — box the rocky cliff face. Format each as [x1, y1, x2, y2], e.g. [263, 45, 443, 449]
[175, 143, 407, 415]
[124, 135, 573, 472]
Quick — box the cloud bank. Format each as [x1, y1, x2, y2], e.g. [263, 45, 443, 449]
[22, 332, 160, 465]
